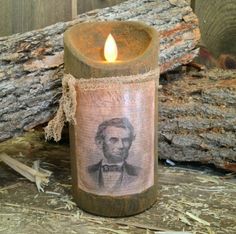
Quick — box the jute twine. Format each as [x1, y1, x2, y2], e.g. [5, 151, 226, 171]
[44, 68, 159, 142]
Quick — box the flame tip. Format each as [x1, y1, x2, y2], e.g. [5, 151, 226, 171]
[104, 33, 118, 62]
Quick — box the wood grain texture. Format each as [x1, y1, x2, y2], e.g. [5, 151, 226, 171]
[72, 0, 78, 19]
[192, 0, 236, 57]
[0, 0, 72, 37]
[0, 0, 12, 37]
[77, 0, 126, 14]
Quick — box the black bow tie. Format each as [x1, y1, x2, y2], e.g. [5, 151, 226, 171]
[102, 164, 123, 172]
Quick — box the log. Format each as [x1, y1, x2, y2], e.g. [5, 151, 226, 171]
[192, 0, 236, 58]
[0, 0, 200, 143]
[159, 68, 236, 172]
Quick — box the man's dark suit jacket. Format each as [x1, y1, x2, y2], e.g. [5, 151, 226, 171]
[87, 160, 141, 189]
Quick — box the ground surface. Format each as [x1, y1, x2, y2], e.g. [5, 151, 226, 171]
[0, 131, 235, 234]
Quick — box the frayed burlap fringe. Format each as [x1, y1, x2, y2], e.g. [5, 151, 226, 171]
[44, 74, 77, 142]
[44, 68, 159, 141]
[77, 68, 159, 90]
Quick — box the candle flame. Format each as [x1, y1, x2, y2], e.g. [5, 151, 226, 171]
[104, 34, 118, 62]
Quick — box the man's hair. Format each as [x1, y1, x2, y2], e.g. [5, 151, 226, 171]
[95, 117, 135, 145]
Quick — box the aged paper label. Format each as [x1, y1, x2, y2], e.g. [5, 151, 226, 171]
[74, 80, 155, 196]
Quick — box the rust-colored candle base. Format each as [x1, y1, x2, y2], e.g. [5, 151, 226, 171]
[64, 21, 159, 217]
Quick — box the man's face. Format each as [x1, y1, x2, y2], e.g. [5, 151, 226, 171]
[102, 126, 132, 164]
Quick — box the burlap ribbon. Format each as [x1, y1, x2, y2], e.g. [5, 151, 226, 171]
[44, 68, 159, 142]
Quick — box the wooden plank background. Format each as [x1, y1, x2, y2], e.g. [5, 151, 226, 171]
[77, 0, 125, 14]
[0, 0, 125, 37]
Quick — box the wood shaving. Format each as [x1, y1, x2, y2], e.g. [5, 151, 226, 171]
[0, 153, 52, 192]
[185, 212, 210, 226]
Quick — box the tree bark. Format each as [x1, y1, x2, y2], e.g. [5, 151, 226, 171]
[159, 68, 236, 172]
[0, 0, 200, 142]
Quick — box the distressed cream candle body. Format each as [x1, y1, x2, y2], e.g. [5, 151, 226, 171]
[64, 21, 159, 217]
